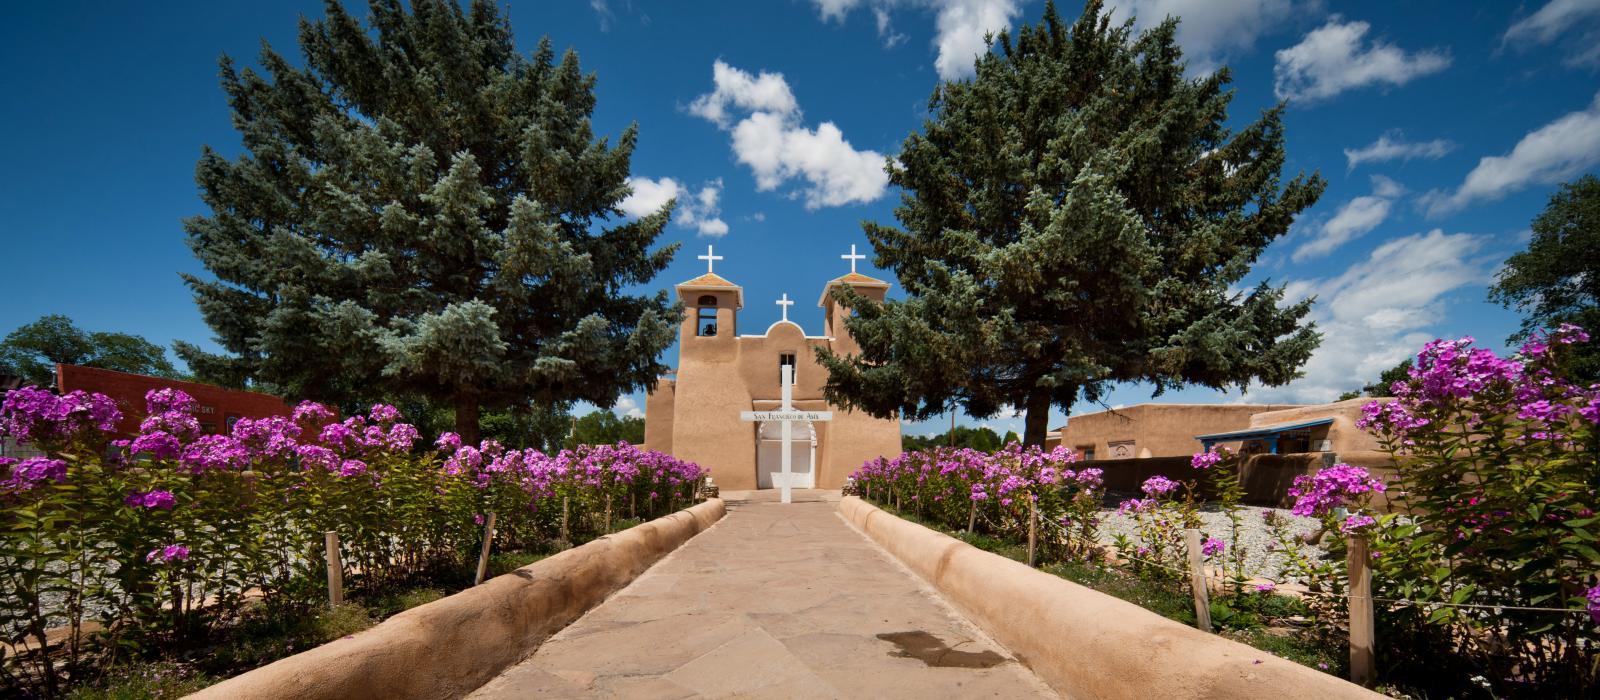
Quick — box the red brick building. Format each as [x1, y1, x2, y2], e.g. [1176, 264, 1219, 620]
[55, 364, 295, 438]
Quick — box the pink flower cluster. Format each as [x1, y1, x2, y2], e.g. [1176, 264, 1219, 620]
[0, 385, 121, 444]
[1, 456, 68, 491]
[437, 437, 705, 501]
[1363, 326, 1600, 443]
[851, 443, 1096, 507]
[146, 544, 190, 564]
[1287, 463, 1387, 517]
[1141, 475, 1179, 496]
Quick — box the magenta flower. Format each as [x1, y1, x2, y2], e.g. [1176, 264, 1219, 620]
[1, 386, 121, 443]
[1141, 475, 1179, 497]
[1254, 582, 1276, 593]
[146, 544, 190, 564]
[1340, 514, 1377, 533]
[127, 430, 183, 460]
[1586, 583, 1600, 624]
[435, 431, 462, 453]
[1191, 451, 1223, 470]
[1201, 537, 1225, 557]
[2, 457, 68, 491]
[292, 400, 335, 424]
[125, 489, 177, 510]
[1288, 464, 1387, 517]
[179, 435, 252, 473]
[337, 459, 369, 478]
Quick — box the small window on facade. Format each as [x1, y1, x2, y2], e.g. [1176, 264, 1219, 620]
[1078, 445, 1096, 461]
[696, 295, 718, 337]
[779, 353, 796, 382]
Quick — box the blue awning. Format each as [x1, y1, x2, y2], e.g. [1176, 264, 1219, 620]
[1195, 418, 1333, 454]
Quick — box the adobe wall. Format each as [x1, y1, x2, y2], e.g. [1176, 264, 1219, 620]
[1248, 399, 1389, 453]
[838, 496, 1382, 700]
[189, 498, 727, 700]
[1056, 404, 1304, 460]
[642, 377, 675, 454]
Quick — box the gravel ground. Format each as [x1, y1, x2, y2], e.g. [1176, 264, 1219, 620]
[1090, 499, 1328, 584]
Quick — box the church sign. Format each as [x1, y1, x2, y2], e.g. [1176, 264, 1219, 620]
[739, 410, 833, 422]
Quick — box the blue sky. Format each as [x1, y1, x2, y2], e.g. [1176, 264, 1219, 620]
[3, 1, 1599, 437]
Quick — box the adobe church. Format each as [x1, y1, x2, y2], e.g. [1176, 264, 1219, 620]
[643, 246, 902, 491]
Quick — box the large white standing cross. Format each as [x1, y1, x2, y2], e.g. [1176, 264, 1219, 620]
[740, 365, 832, 503]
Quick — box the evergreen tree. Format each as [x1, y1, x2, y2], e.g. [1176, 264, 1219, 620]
[819, 0, 1323, 445]
[0, 315, 178, 387]
[1338, 359, 1412, 401]
[1490, 175, 1600, 383]
[179, 0, 679, 442]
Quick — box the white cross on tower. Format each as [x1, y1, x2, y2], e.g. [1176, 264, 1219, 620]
[841, 244, 866, 274]
[775, 293, 794, 322]
[740, 365, 833, 503]
[698, 244, 723, 274]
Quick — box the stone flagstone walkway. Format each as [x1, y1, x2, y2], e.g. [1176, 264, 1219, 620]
[468, 490, 1056, 699]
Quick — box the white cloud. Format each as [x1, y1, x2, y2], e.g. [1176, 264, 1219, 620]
[619, 176, 730, 237]
[1274, 17, 1450, 102]
[930, 0, 1022, 80]
[810, 1, 1019, 80]
[1105, 0, 1298, 72]
[590, 0, 613, 31]
[1343, 131, 1454, 171]
[686, 61, 799, 129]
[614, 396, 644, 420]
[875, 7, 909, 48]
[1291, 175, 1403, 262]
[1504, 0, 1600, 66]
[1423, 92, 1600, 216]
[690, 61, 888, 209]
[1252, 230, 1491, 403]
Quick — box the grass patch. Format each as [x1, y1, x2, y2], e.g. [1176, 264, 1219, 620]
[63, 661, 214, 700]
[1045, 559, 1198, 626]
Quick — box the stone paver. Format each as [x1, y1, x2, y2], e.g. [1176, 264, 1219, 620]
[469, 489, 1056, 699]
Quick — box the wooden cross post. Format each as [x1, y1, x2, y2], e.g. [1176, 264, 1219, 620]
[741, 364, 831, 503]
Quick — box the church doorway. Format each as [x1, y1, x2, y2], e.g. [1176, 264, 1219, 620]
[756, 419, 815, 489]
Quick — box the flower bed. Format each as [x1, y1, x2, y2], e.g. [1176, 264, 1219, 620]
[850, 326, 1600, 697]
[0, 387, 703, 697]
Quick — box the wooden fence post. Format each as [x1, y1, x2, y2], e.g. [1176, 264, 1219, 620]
[324, 531, 344, 607]
[967, 499, 977, 533]
[1185, 528, 1211, 632]
[1347, 534, 1376, 686]
[560, 495, 570, 542]
[1027, 498, 1038, 566]
[473, 512, 498, 586]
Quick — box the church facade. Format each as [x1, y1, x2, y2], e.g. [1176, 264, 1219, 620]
[643, 248, 902, 491]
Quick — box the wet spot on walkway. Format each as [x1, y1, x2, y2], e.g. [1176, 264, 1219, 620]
[876, 631, 1007, 668]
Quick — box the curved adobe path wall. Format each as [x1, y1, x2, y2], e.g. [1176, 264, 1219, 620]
[838, 496, 1381, 700]
[190, 498, 726, 700]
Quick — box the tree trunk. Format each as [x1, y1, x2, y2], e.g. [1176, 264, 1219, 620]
[455, 393, 481, 446]
[1022, 387, 1053, 446]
